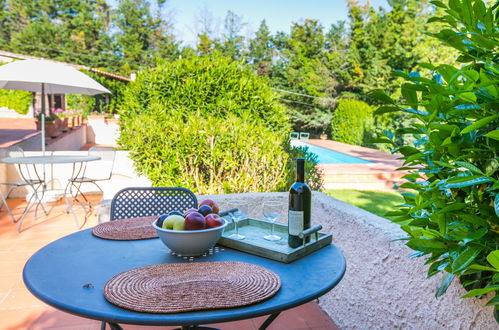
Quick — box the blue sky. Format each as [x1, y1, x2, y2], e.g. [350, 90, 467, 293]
[165, 0, 389, 45]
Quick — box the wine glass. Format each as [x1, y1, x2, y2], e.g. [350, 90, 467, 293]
[228, 200, 248, 240]
[263, 200, 284, 241]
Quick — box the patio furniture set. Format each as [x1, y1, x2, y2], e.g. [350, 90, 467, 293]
[0, 145, 115, 232]
[22, 187, 346, 330]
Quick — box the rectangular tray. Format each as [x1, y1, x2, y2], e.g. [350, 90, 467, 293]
[218, 217, 332, 263]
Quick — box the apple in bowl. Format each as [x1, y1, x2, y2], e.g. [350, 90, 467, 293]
[153, 213, 228, 256]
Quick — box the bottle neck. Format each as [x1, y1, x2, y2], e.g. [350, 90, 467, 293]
[296, 158, 305, 183]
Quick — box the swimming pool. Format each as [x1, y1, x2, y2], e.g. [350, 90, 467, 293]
[291, 141, 372, 164]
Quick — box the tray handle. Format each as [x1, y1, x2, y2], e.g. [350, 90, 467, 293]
[219, 208, 238, 217]
[298, 225, 323, 246]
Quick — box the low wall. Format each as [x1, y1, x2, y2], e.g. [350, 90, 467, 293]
[197, 192, 496, 329]
[86, 116, 120, 145]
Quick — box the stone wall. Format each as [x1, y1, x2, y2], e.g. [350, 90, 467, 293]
[200, 192, 496, 329]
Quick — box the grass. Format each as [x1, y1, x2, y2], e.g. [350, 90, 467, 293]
[324, 189, 404, 218]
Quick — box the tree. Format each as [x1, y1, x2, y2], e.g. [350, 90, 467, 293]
[247, 20, 274, 75]
[216, 10, 246, 60]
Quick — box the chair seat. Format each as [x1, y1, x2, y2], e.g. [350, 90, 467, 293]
[71, 177, 105, 183]
[0, 179, 42, 186]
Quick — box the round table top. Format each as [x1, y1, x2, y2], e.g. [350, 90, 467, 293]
[23, 229, 346, 326]
[1, 155, 100, 164]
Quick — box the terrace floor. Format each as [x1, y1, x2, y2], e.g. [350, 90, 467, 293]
[0, 196, 339, 330]
[304, 139, 404, 191]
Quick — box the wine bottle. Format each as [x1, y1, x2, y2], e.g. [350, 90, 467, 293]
[288, 158, 312, 248]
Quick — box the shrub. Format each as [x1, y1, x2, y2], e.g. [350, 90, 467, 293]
[0, 89, 32, 114]
[118, 55, 321, 193]
[330, 99, 373, 145]
[371, 0, 498, 322]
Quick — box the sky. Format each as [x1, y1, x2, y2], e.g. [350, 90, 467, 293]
[165, 0, 389, 46]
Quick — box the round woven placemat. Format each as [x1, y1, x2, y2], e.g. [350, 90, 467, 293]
[92, 216, 158, 240]
[104, 261, 281, 313]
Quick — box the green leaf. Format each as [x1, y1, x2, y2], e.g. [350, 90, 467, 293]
[484, 130, 499, 141]
[461, 285, 499, 298]
[495, 195, 499, 217]
[374, 105, 400, 115]
[487, 251, 499, 270]
[452, 247, 482, 273]
[468, 264, 497, 272]
[401, 84, 418, 108]
[440, 176, 492, 189]
[407, 238, 447, 252]
[430, 0, 447, 8]
[436, 273, 455, 297]
[368, 89, 395, 104]
[461, 115, 499, 134]
[455, 161, 484, 175]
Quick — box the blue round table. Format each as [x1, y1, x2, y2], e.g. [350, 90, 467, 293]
[23, 229, 346, 329]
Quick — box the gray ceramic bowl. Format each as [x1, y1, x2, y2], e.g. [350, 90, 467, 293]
[152, 218, 228, 256]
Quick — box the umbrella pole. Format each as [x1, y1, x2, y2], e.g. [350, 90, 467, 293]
[41, 83, 46, 155]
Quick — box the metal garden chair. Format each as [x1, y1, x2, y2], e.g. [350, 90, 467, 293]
[103, 186, 198, 330]
[69, 146, 116, 205]
[0, 146, 47, 223]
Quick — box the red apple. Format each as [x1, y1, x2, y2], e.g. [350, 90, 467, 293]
[205, 213, 223, 228]
[184, 212, 206, 230]
[199, 199, 219, 214]
[183, 208, 198, 218]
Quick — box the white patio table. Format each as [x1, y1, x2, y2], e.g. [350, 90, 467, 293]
[0, 155, 100, 232]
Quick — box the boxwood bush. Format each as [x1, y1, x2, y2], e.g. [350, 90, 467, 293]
[330, 99, 374, 146]
[118, 55, 321, 193]
[371, 0, 498, 321]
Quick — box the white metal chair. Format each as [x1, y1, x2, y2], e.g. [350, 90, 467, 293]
[69, 146, 116, 204]
[0, 146, 47, 223]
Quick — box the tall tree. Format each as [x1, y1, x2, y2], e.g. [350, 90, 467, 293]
[247, 20, 274, 75]
[216, 10, 246, 60]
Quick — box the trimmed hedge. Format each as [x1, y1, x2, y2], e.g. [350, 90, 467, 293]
[330, 99, 374, 145]
[0, 89, 32, 114]
[118, 56, 322, 194]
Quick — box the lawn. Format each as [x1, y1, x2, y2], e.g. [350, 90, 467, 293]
[325, 189, 404, 218]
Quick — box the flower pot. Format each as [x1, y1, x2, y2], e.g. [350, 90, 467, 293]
[57, 117, 69, 132]
[36, 120, 61, 138]
[320, 134, 328, 140]
[67, 116, 75, 129]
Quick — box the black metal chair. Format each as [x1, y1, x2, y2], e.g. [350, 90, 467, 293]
[103, 186, 198, 330]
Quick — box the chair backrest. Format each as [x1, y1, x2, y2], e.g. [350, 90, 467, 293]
[289, 132, 299, 140]
[6, 146, 42, 182]
[110, 187, 198, 221]
[299, 132, 310, 140]
[86, 146, 116, 180]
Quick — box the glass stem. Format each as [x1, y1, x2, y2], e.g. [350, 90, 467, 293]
[235, 220, 239, 235]
[271, 222, 275, 236]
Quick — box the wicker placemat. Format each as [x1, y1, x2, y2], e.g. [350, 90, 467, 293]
[92, 216, 158, 240]
[104, 261, 281, 313]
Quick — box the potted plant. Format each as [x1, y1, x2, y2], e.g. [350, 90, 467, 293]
[35, 112, 60, 138]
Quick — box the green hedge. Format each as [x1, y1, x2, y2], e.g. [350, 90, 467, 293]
[118, 55, 322, 194]
[330, 99, 374, 145]
[0, 88, 32, 114]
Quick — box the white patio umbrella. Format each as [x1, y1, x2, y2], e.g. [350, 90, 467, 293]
[0, 59, 110, 152]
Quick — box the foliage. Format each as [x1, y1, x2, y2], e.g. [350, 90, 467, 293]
[0, 88, 31, 114]
[330, 99, 374, 146]
[370, 0, 499, 321]
[325, 189, 404, 218]
[118, 55, 322, 194]
[67, 69, 128, 115]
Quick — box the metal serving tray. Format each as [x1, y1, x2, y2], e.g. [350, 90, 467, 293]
[218, 216, 332, 263]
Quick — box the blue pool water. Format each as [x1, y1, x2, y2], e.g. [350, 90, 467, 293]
[291, 141, 372, 164]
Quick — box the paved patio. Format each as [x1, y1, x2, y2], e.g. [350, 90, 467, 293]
[0, 196, 339, 330]
[304, 139, 404, 191]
